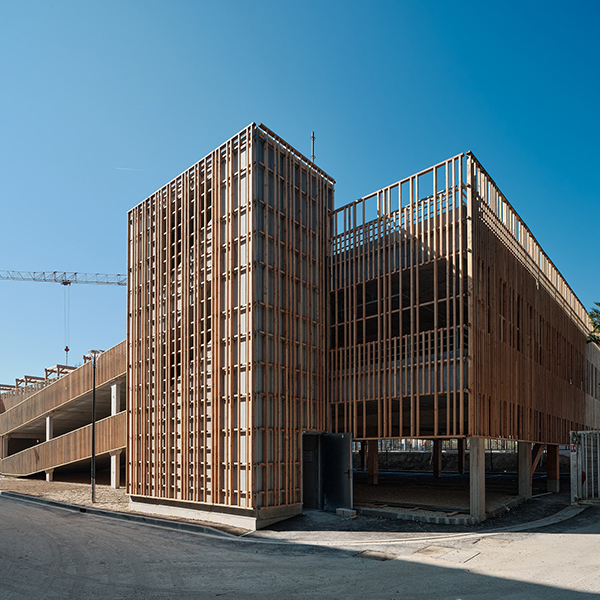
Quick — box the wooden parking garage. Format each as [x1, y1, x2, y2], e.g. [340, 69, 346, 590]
[328, 151, 600, 517]
[4, 126, 599, 526]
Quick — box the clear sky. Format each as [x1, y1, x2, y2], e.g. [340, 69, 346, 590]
[0, 0, 598, 383]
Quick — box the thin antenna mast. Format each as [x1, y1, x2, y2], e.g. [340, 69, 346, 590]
[310, 131, 316, 162]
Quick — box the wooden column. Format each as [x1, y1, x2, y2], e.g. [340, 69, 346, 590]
[457, 438, 466, 474]
[359, 442, 366, 472]
[433, 439, 442, 478]
[518, 441, 532, 499]
[547, 444, 560, 493]
[367, 439, 379, 485]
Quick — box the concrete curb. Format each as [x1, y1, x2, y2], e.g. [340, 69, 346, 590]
[358, 506, 478, 525]
[485, 495, 527, 518]
[0, 491, 236, 538]
[496, 503, 588, 533]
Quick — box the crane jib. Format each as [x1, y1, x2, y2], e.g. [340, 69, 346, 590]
[0, 271, 127, 286]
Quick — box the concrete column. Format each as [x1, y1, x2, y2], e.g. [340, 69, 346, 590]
[45, 469, 54, 482]
[433, 439, 442, 478]
[46, 414, 54, 441]
[457, 438, 466, 474]
[110, 383, 122, 489]
[469, 437, 486, 521]
[518, 441, 533, 499]
[547, 444, 560, 493]
[110, 450, 121, 489]
[111, 382, 121, 415]
[367, 439, 379, 485]
[1, 435, 9, 459]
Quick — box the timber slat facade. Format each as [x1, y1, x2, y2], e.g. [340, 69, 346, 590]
[128, 123, 334, 514]
[470, 156, 599, 443]
[329, 152, 600, 445]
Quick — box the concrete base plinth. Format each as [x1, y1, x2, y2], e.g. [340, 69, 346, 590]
[547, 479, 560, 493]
[130, 496, 302, 531]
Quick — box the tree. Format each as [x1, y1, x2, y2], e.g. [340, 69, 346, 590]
[589, 302, 600, 345]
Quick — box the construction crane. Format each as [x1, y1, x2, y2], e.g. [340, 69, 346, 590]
[0, 270, 126, 365]
[0, 271, 126, 286]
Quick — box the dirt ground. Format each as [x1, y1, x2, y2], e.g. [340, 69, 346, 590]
[353, 479, 514, 513]
[0, 475, 251, 535]
[0, 475, 129, 513]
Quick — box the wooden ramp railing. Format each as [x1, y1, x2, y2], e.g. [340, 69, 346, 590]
[0, 341, 126, 436]
[0, 412, 126, 477]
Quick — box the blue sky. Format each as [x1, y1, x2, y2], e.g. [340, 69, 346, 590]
[1, 0, 598, 382]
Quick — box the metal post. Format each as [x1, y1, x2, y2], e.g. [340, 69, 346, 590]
[91, 359, 96, 502]
[89, 349, 101, 503]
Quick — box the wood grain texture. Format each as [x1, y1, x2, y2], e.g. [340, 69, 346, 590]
[469, 154, 600, 443]
[0, 412, 126, 476]
[0, 341, 126, 437]
[329, 153, 600, 444]
[128, 124, 334, 511]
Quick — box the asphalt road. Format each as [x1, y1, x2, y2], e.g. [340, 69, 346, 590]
[1, 496, 599, 600]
